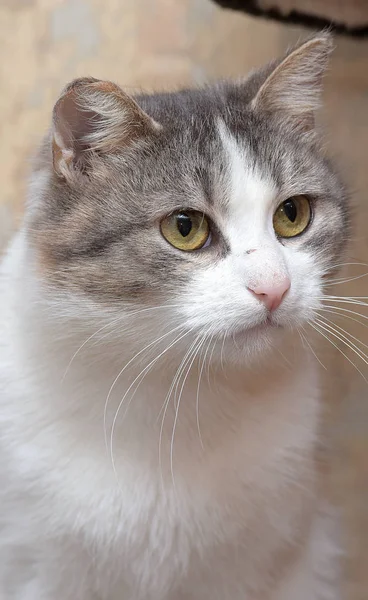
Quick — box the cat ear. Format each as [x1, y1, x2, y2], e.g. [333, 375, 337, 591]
[251, 33, 333, 133]
[52, 77, 161, 180]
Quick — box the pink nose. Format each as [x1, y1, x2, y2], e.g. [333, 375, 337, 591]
[248, 277, 290, 312]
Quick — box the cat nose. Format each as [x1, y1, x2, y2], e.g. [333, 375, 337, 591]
[247, 277, 290, 312]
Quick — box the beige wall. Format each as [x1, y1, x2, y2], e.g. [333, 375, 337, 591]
[1, 1, 367, 597]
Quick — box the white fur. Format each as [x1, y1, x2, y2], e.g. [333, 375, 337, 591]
[0, 123, 341, 599]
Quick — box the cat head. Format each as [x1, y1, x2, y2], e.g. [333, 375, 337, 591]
[27, 33, 349, 363]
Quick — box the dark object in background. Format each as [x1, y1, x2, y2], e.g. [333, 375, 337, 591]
[212, 0, 368, 37]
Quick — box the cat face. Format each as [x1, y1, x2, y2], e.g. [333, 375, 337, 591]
[28, 34, 349, 362]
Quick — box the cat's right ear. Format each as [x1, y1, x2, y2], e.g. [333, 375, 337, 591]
[52, 77, 161, 181]
[250, 33, 333, 134]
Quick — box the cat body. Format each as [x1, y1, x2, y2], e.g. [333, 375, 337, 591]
[0, 34, 346, 599]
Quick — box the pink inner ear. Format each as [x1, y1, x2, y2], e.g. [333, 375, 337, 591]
[52, 77, 162, 180]
[54, 90, 101, 157]
[251, 34, 332, 134]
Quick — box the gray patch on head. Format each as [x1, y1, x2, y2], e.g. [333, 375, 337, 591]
[27, 61, 349, 304]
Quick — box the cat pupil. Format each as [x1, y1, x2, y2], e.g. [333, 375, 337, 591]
[177, 214, 192, 237]
[283, 200, 297, 223]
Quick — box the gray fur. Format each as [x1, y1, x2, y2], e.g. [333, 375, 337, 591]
[26, 32, 349, 305]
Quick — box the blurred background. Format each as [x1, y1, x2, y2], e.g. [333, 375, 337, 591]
[0, 0, 367, 597]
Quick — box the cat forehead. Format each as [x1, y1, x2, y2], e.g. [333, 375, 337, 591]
[132, 89, 307, 211]
[134, 119, 277, 222]
[216, 118, 276, 218]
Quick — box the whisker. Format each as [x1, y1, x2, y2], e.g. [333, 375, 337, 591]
[155, 331, 198, 426]
[274, 344, 293, 368]
[170, 334, 205, 492]
[318, 307, 368, 330]
[315, 315, 368, 353]
[120, 328, 193, 429]
[62, 316, 123, 382]
[158, 334, 202, 492]
[220, 330, 228, 374]
[319, 297, 368, 309]
[326, 261, 368, 270]
[62, 304, 183, 382]
[308, 321, 368, 384]
[206, 332, 218, 392]
[324, 272, 368, 287]
[322, 304, 368, 322]
[322, 294, 368, 302]
[313, 317, 368, 373]
[299, 326, 327, 370]
[104, 324, 184, 452]
[196, 330, 215, 451]
[109, 327, 192, 485]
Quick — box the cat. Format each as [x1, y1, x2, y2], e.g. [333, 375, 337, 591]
[0, 32, 348, 600]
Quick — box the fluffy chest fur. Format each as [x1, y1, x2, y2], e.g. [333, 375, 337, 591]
[0, 277, 319, 599]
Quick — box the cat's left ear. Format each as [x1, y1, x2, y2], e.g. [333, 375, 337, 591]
[52, 77, 161, 180]
[251, 33, 333, 133]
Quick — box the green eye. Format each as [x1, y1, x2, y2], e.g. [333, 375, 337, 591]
[273, 196, 311, 238]
[160, 210, 210, 251]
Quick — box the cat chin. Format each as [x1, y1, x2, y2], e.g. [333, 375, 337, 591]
[209, 322, 289, 367]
